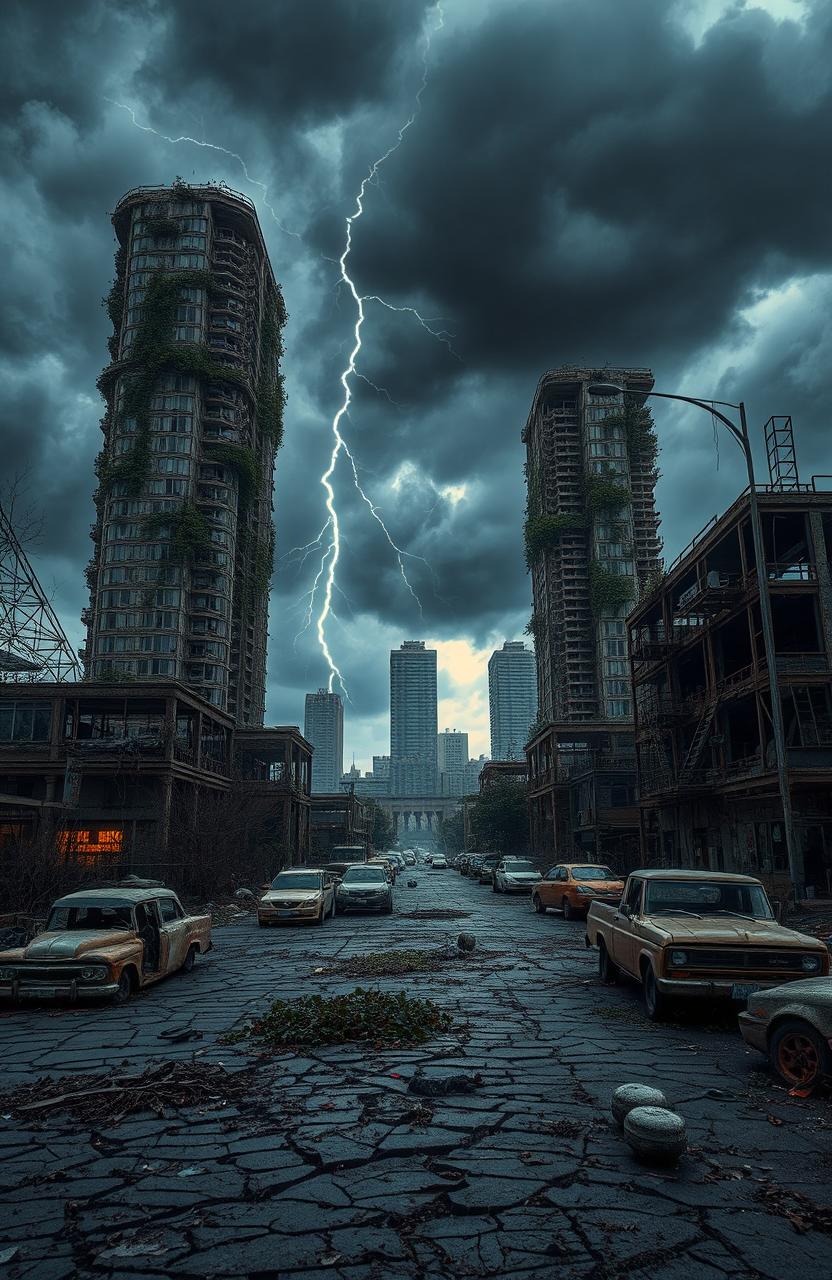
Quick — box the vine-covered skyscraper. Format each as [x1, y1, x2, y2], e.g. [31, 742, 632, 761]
[522, 366, 661, 864]
[83, 183, 286, 725]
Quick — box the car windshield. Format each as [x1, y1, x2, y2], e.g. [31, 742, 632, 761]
[571, 866, 615, 881]
[505, 861, 536, 873]
[270, 873, 322, 890]
[47, 905, 134, 931]
[644, 880, 773, 919]
[342, 866, 386, 884]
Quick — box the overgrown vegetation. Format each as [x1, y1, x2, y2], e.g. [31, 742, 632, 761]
[256, 294, 288, 450]
[142, 501, 211, 562]
[222, 989, 454, 1049]
[204, 442, 258, 511]
[588, 560, 635, 617]
[603, 402, 659, 464]
[584, 474, 631, 513]
[523, 513, 585, 570]
[365, 798, 394, 851]
[524, 612, 546, 644]
[250, 525, 275, 597]
[143, 213, 181, 240]
[466, 779, 530, 854]
[639, 566, 666, 601]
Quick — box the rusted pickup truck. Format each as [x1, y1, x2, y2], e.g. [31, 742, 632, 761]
[586, 869, 829, 1020]
[0, 887, 211, 1004]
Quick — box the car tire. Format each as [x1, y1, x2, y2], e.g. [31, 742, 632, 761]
[492, 880, 499, 893]
[562, 897, 574, 921]
[643, 964, 670, 1022]
[769, 1018, 831, 1088]
[181, 944, 198, 974]
[314, 906, 325, 925]
[598, 940, 618, 984]
[384, 899, 394, 914]
[113, 969, 134, 1004]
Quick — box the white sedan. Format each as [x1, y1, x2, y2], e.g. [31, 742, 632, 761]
[493, 859, 542, 894]
[430, 855, 448, 869]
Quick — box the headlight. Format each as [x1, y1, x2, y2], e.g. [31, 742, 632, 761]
[669, 950, 688, 966]
[0, 967, 16, 981]
[801, 954, 821, 972]
[80, 966, 109, 981]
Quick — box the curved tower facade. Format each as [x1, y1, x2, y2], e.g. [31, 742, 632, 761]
[83, 183, 286, 725]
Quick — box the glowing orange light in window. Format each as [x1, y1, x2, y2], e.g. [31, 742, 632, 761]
[58, 828, 123, 864]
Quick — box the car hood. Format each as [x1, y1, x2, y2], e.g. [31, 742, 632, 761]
[755, 977, 832, 1005]
[649, 917, 825, 947]
[16, 930, 132, 960]
[262, 889, 321, 904]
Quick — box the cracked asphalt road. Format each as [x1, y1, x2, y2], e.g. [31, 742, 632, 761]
[0, 867, 831, 1279]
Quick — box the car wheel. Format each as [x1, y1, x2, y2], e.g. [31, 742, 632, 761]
[532, 893, 546, 914]
[643, 964, 670, 1022]
[598, 940, 618, 984]
[769, 1018, 831, 1088]
[492, 879, 499, 893]
[181, 944, 198, 974]
[113, 969, 134, 1004]
[562, 897, 574, 921]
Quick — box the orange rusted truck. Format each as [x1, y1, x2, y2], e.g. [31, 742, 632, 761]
[0, 887, 211, 1004]
[586, 868, 829, 1020]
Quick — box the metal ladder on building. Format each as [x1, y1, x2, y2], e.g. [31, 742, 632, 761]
[791, 686, 819, 747]
[678, 699, 718, 785]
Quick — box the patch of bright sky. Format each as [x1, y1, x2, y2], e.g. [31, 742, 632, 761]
[674, 0, 808, 44]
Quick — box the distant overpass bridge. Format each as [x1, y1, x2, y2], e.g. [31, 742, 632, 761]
[378, 795, 462, 836]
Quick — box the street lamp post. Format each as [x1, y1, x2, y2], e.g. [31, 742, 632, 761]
[588, 382, 802, 899]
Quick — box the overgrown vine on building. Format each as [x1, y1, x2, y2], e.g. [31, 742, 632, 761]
[588, 560, 635, 617]
[603, 403, 659, 464]
[204, 442, 258, 512]
[256, 287, 288, 450]
[523, 514, 586, 570]
[584, 474, 631, 514]
[142, 501, 211, 563]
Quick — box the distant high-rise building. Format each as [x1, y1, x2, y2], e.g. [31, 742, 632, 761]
[488, 641, 537, 760]
[464, 754, 489, 794]
[372, 755, 391, 781]
[304, 689, 344, 793]
[84, 183, 286, 725]
[437, 729, 469, 796]
[390, 641, 438, 795]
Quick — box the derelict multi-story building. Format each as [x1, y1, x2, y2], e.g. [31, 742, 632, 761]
[83, 182, 286, 725]
[488, 640, 537, 760]
[390, 641, 438, 796]
[304, 688, 344, 793]
[437, 728, 469, 797]
[523, 366, 661, 864]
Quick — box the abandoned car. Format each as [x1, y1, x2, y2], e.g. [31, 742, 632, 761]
[0, 887, 212, 1003]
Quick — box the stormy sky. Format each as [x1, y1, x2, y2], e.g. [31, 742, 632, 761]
[3, 0, 831, 767]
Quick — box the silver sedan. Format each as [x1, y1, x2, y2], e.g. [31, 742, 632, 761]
[739, 976, 832, 1088]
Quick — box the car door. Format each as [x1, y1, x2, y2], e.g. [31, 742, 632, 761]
[322, 874, 335, 915]
[538, 866, 561, 907]
[610, 878, 644, 976]
[157, 896, 188, 973]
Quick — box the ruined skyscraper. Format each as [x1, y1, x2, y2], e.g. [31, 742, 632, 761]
[304, 688, 344, 793]
[523, 366, 661, 863]
[83, 183, 286, 725]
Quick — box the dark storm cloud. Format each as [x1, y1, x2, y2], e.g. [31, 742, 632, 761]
[138, 0, 430, 127]
[3, 0, 832, 759]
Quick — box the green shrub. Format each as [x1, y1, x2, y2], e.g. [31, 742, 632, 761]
[222, 988, 454, 1049]
[585, 475, 631, 513]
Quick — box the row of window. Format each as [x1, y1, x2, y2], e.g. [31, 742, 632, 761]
[186, 663, 225, 682]
[94, 658, 176, 678]
[97, 634, 178, 654]
[0, 702, 51, 743]
[99, 611, 177, 631]
[606, 699, 631, 718]
[189, 640, 226, 659]
[100, 588, 181, 608]
[102, 566, 181, 587]
[130, 233, 207, 252]
[130, 252, 208, 271]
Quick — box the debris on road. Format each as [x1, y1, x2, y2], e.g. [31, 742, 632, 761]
[457, 931, 476, 952]
[0, 1061, 255, 1125]
[398, 909, 472, 921]
[315, 947, 473, 978]
[407, 1071, 482, 1097]
[222, 988, 454, 1050]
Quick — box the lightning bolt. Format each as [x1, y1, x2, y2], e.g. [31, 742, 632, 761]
[103, 98, 302, 240]
[313, 1, 445, 694]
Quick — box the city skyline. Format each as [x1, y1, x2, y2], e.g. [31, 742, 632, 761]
[5, 0, 831, 776]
